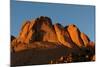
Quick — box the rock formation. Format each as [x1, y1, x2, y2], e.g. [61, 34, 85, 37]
[54, 23, 74, 48]
[33, 16, 58, 42]
[18, 20, 36, 43]
[11, 35, 15, 41]
[18, 16, 58, 44]
[66, 24, 84, 47]
[80, 32, 90, 47]
[11, 16, 95, 66]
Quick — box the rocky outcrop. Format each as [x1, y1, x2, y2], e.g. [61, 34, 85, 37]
[33, 16, 58, 42]
[80, 32, 90, 47]
[87, 41, 95, 50]
[18, 16, 58, 44]
[18, 20, 36, 43]
[54, 23, 75, 48]
[11, 16, 95, 52]
[66, 24, 84, 47]
[11, 35, 16, 41]
[11, 16, 95, 66]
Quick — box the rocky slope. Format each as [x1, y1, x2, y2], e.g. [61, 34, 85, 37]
[11, 16, 95, 66]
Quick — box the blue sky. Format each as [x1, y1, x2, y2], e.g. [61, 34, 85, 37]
[11, 0, 95, 41]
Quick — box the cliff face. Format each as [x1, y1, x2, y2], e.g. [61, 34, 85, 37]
[11, 16, 95, 66]
[17, 16, 58, 44]
[54, 23, 74, 48]
[80, 32, 90, 47]
[66, 24, 84, 47]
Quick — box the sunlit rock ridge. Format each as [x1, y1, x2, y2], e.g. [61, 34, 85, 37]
[11, 16, 95, 66]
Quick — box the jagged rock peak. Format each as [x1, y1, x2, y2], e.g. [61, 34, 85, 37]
[66, 24, 84, 47]
[80, 32, 90, 47]
[17, 16, 59, 43]
[11, 35, 16, 41]
[54, 23, 73, 48]
[35, 16, 53, 26]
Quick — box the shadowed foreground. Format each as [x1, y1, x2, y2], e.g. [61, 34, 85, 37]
[11, 41, 95, 66]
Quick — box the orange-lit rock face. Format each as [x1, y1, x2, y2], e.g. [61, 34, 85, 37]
[54, 23, 73, 48]
[18, 16, 58, 43]
[13, 43, 28, 52]
[18, 20, 36, 43]
[67, 24, 84, 47]
[80, 32, 90, 47]
[18, 21, 30, 42]
[28, 16, 59, 43]
[11, 16, 95, 65]
[25, 20, 36, 43]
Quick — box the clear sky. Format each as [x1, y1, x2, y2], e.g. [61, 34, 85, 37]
[11, 0, 95, 41]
